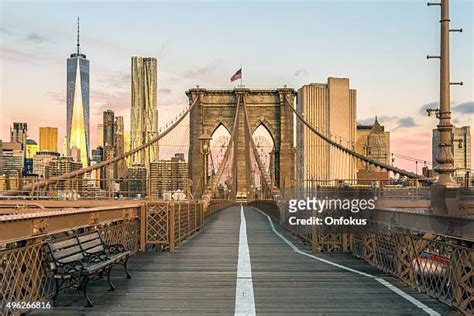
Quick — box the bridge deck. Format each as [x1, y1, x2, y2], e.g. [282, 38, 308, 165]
[36, 206, 455, 315]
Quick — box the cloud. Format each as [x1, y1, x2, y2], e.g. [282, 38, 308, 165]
[182, 63, 218, 78]
[159, 88, 172, 94]
[418, 101, 439, 115]
[98, 72, 130, 90]
[394, 116, 417, 130]
[452, 101, 474, 114]
[46, 90, 66, 103]
[0, 46, 39, 62]
[294, 69, 308, 77]
[24, 32, 48, 44]
[91, 90, 130, 115]
[0, 26, 15, 36]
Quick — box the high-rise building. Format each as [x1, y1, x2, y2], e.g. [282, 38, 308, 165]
[103, 110, 115, 158]
[33, 151, 60, 179]
[355, 117, 391, 181]
[48, 156, 83, 191]
[39, 127, 58, 152]
[97, 124, 104, 147]
[0, 141, 23, 178]
[10, 122, 28, 149]
[61, 137, 68, 157]
[131, 56, 158, 169]
[115, 116, 126, 178]
[91, 146, 103, 163]
[433, 126, 471, 181]
[66, 18, 90, 168]
[126, 163, 147, 197]
[150, 153, 188, 199]
[296, 78, 357, 184]
[25, 139, 39, 159]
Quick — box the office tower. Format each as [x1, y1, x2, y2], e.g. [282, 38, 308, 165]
[91, 146, 103, 163]
[25, 139, 39, 159]
[61, 137, 68, 157]
[102, 110, 115, 189]
[124, 131, 131, 167]
[0, 142, 23, 178]
[115, 116, 126, 178]
[97, 124, 104, 147]
[33, 151, 60, 179]
[48, 156, 83, 191]
[150, 153, 188, 199]
[39, 127, 58, 152]
[433, 126, 471, 181]
[66, 18, 90, 168]
[127, 163, 147, 197]
[296, 78, 357, 184]
[103, 110, 115, 157]
[0, 141, 24, 190]
[10, 122, 28, 148]
[355, 117, 391, 181]
[131, 56, 158, 169]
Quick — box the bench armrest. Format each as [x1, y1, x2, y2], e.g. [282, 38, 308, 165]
[84, 250, 109, 263]
[54, 260, 85, 276]
[106, 244, 127, 254]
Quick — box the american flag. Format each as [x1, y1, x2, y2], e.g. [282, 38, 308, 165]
[230, 68, 242, 82]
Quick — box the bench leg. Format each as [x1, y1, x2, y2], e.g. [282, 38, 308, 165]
[107, 266, 116, 291]
[52, 279, 60, 306]
[124, 257, 131, 279]
[82, 276, 93, 307]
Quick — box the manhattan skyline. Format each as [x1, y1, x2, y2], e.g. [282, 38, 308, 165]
[0, 0, 472, 172]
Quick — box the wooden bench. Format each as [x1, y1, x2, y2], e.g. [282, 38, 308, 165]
[45, 231, 131, 307]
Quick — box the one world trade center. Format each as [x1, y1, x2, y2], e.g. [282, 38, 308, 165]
[66, 17, 90, 167]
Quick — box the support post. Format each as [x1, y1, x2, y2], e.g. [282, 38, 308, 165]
[140, 203, 146, 251]
[169, 203, 176, 252]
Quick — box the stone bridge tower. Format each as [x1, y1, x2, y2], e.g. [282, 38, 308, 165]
[187, 87, 296, 198]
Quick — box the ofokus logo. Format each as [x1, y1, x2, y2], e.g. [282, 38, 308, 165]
[287, 197, 376, 227]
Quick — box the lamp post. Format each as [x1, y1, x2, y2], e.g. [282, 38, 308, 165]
[427, 0, 463, 187]
[198, 133, 212, 194]
[427, 0, 463, 214]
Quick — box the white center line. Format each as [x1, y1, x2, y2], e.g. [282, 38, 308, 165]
[253, 207, 441, 316]
[234, 205, 256, 316]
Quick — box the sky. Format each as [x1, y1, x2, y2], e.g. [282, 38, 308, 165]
[0, 0, 472, 172]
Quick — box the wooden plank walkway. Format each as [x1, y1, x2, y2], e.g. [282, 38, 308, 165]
[35, 206, 456, 315]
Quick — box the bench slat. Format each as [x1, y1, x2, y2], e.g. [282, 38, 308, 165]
[58, 252, 84, 264]
[78, 232, 101, 243]
[53, 245, 83, 261]
[81, 238, 103, 251]
[49, 238, 79, 251]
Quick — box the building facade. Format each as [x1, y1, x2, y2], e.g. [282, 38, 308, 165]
[296, 78, 357, 184]
[39, 127, 58, 152]
[433, 126, 471, 181]
[25, 139, 39, 159]
[66, 19, 90, 167]
[150, 153, 188, 199]
[131, 56, 158, 169]
[355, 117, 391, 171]
[115, 116, 126, 178]
[33, 151, 60, 179]
[126, 163, 147, 197]
[97, 124, 104, 147]
[48, 156, 83, 191]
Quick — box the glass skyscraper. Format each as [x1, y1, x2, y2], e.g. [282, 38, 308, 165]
[66, 18, 90, 167]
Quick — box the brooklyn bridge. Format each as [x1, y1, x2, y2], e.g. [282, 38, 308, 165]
[1, 1, 473, 315]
